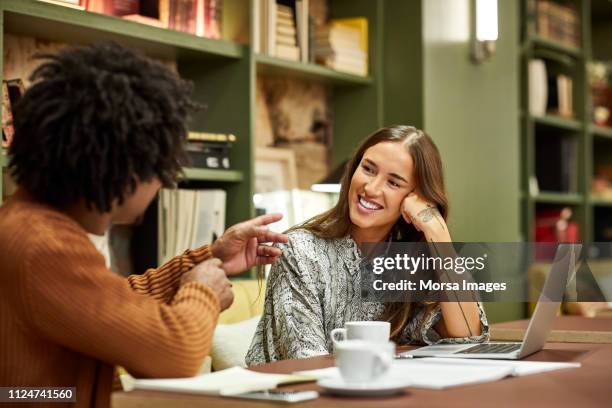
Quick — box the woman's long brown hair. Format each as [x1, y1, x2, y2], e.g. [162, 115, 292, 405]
[293, 125, 449, 340]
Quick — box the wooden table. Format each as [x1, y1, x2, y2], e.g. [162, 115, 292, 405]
[491, 316, 612, 343]
[112, 317, 612, 408]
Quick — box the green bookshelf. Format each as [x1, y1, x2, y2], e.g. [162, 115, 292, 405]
[1, 0, 243, 60]
[255, 54, 372, 86]
[521, 0, 612, 243]
[531, 114, 583, 131]
[591, 124, 612, 140]
[530, 36, 583, 58]
[0, 0, 254, 249]
[589, 197, 612, 207]
[533, 192, 584, 204]
[520, 0, 589, 242]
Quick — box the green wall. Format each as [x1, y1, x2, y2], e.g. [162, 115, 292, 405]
[383, 0, 424, 128]
[422, 0, 521, 243]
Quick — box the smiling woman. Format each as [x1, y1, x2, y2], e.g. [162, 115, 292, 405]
[245, 126, 489, 366]
[349, 142, 416, 243]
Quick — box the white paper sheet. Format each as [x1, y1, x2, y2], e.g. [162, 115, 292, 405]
[295, 358, 581, 390]
[122, 366, 314, 396]
[416, 358, 581, 376]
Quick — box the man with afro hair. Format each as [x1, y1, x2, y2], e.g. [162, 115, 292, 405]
[0, 42, 287, 407]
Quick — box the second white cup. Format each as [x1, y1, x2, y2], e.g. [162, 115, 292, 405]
[335, 340, 395, 383]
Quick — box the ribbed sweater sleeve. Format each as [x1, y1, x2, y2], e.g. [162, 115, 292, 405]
[127, 245, 212, 303]
[19, 236, 220, 379]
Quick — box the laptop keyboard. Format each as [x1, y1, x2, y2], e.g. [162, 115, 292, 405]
[457, 343, 522, 354]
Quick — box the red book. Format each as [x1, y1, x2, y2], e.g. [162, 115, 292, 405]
[112, 0, 140, 15]
[86, 0, 139, 16]
[204, 0, 221, 39]
[168, 0, 197, 34]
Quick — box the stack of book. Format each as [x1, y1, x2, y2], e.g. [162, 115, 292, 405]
[158, 188, 226, 264]
[527, 0, 580, 49]
[275, 4, 299, 61]
[255, 0, 310, 62]
[186, 132, 236, 170]
[314, 18, 368, 76]
[1, 79, 25, 149]
[83, 0, 223, 38]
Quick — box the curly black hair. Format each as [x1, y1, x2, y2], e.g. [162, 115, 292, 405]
[8, 42, 193, 212]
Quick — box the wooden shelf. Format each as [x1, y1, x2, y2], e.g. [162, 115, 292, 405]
[180, 168, 243, 182]
[531, 114, 583, 132]
[0, 0, 243, 61]
[591, 125, 612, 140]
[530, 36, 582, 58]
[0, 155, 244, 183]
[589, 196, 612, 207]
[533, 192, 583, 205]
[255, 54, 372, 86]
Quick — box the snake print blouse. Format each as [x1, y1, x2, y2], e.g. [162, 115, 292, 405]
[245, 229, 489, 366]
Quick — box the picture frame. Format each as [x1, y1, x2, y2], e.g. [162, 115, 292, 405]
[254, 147, 299, 234]
[254, 147, 298, 193]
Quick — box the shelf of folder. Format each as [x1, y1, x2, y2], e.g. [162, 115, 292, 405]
[533, 191, 583, 205]
[180, 168, 243, 183]
[529, 36, 582, 59]
[590, 124, 612, 140]
[531, 114, 583, 132]
[1, 0, 243, 61]
[255, 54, 372, 86]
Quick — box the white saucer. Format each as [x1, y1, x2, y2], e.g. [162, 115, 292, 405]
[317, 377, 410, 397]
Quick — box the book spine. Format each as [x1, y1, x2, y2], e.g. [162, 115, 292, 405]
[210, 0, 222, 39]
[111, 0, 140, 16]
[267, 0, 277, 56]
[188, 131, 236, 142]
[1, 82, 14, 148]
[196, 0, 205, 36]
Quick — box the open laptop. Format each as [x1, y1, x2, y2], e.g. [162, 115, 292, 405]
[399, 243, 581, 360]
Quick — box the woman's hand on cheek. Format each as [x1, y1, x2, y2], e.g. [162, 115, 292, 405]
[401, 193, 421, 230]
[401, 193, 447, 237]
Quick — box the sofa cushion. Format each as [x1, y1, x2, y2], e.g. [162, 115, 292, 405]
[210, 315, 261, 371]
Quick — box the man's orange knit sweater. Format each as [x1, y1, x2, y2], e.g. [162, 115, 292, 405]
[0, 190, 221, 407]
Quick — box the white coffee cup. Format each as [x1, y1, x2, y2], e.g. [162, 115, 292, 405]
[330, 321, 390, 347]
[335, 340, 395, 383]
